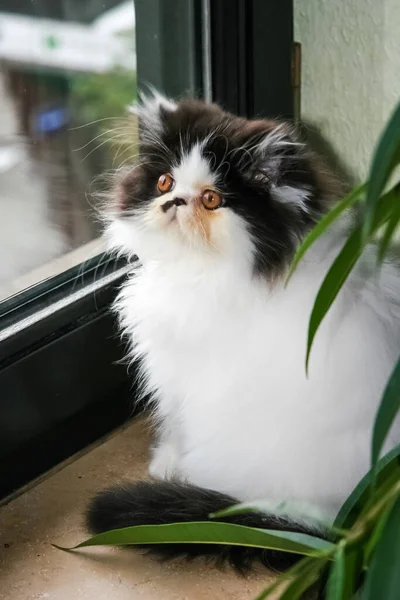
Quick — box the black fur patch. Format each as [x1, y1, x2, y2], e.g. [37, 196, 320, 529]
[87, 480, 325, 573]
[118, 99, 337, 277]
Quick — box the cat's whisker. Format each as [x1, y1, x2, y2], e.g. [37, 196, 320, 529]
[80, 137, 116, 163]
[69, 116, 130, 131]
[72, 126, 128, 153]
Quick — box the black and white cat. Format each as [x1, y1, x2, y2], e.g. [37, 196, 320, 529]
[87, 92, 400, 570]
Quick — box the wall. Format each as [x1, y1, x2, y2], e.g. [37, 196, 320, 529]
[294, 0, 400, 181]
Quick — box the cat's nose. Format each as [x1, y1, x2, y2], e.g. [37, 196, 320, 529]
[173, 197, 187, 207]
[161, 197, 187, 213]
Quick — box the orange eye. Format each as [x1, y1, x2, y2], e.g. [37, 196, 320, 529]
[157, 173, 175, 194]
[201, 189, 224, 210]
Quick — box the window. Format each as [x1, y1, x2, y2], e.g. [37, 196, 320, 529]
[0, 0, 293, 500]
[0, 0, 136, 302]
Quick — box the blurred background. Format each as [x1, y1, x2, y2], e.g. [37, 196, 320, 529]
[0, 0, 136, 300]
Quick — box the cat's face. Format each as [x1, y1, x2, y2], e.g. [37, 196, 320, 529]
[105, 93, 333, 277]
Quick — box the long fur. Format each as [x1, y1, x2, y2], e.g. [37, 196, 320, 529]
[90, 92, 400, 572]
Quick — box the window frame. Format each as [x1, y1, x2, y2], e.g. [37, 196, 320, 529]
[209, 0, 294, 119]
[0, 0, 294, 502]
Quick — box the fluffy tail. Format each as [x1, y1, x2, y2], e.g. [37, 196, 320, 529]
[87, 480, 324, 572]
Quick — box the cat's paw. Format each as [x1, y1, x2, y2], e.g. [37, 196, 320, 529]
[149, 444, 180, 480]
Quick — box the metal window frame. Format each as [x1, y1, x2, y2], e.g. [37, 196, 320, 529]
[0, 0, 294, 502]
[0, 257, 135, 501]
[210, 0, 293, 119]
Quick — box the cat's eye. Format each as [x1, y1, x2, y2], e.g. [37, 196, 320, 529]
[157, 173, 175, 194]
[201, 189, 224, 210]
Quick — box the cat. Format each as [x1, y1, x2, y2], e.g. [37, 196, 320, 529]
[87, 92, 400, 571]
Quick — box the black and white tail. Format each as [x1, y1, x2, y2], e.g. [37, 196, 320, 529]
[87, 480, 323, 572]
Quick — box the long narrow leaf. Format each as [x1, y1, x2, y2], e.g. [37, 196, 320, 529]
[377, 198, 400, 262]
[342, 546, 364, 600]
[287, 183, 366, 282]
[363, 494, 400, 600]
[364, 497, 397, 565]
[306, 186, 398, 371]
[305, 227, 362, 371]
[56, 521, 333, 555]
[326, 544, 346, 600]
[363, 101, 400, 240]
[334, 443, 400, 530]
[211, 499, 331, 533]
[254, 556, 324, 600]
[279, 559, 325, 600]
[371, 354, 400, 466]
[253, 573, 288, 600]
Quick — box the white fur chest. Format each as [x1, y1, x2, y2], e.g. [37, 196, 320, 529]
[117, 249, 400, 519]
[119, 258, 311, 411]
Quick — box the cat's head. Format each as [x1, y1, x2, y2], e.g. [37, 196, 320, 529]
[105, 92, 337, 278]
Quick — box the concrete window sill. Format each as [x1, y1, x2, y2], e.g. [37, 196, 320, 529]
[0, 417, 273, 600]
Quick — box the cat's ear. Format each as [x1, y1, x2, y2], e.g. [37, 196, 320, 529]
[240, 121, 318, 214]
[129, 88, 177, 135]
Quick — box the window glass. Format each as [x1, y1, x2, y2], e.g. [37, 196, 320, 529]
[0, 1, 136, 302]
[294, 0, 400, 181]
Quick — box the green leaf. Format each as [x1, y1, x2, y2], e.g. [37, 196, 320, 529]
[319, 544, 363, 600]
[326, 543, 346, 600]
[253, 556, 324, 600]
[363, 101, 400, 240]
[55, 521, 333, 555]
[342, 546, 364, 599]
[377, 200, 400, 262]
[334, 444, 400, 530]
[371, 354, 400, 467]
[305, 226, 363, 371]
[364, 497, 397, 565]
[287, 183, 366, 282]
[363, 494, 400, 600]
[253, 574, 287, 600]
[211, 499, 339, 536]
[305, 186, 398, 372]
[279, 559, 325, 600]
